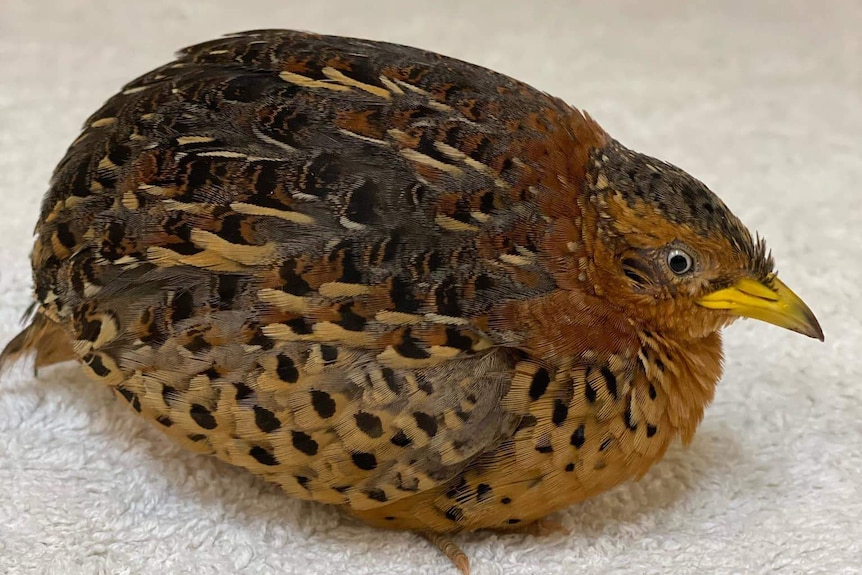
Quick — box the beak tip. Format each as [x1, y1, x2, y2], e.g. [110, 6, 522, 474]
[799, 308, 824, 342]
[810, 324, 825, 343]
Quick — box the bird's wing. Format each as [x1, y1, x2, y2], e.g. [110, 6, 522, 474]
[26, 30, 599, 509]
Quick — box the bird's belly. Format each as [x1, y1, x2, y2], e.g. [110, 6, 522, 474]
[347, 366, 676, 533]
[348, 413, 671, 532]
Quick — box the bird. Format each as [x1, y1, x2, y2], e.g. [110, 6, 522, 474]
[1, 29, 823, 574]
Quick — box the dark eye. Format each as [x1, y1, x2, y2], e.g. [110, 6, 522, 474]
[667, 248, 693, 275]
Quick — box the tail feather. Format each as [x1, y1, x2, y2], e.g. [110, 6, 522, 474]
[0, 308, 76, 374]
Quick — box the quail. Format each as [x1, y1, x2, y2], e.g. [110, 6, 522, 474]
[1, 29, 824, 574]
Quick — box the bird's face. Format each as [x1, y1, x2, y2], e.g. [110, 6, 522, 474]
[586, 142, 823, 342]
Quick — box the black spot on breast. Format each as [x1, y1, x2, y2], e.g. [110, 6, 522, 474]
[310, 390, 336, 418]
[381, 367, 400, 394]
[655, 358, 665, 372]
[365, 488, 388, 502]
[413, 412, 438, 437]
[190, 404, 217, 430]
[417, 376, 434, 395]
[234, 382, 253, 400]
[247, 325, 274, 350]
[599, 438, 613, 451]
[552, 399, 568, 426]
[78, 340, 106, 373]
[291, 431, 319, 456]
[320, 345, 338, 364]
[336, 302, 366, 331]
[501, 497, 512, 504]
[648, 383, 657, 400]
[585, 380, 597, 403]
[276, 354, 299, 382]
[444, 327, 473, 351]
[156, 415, 173, 427]
[445, 506, 464, 522]
[187, 434, 207, 442]
[354, 411, 383, 438]
[285, 317, 312, 335]
[601, 366, 618, 399]
[529, 368, 551, 400]
[476, 483, 493, 502]
[216, 275, 239, 309]
[395, 328, 430, 359]
[565, 462, 575, 472]
[647, 424, 658, 438]
[535, 444, 553, 454]
[434, 277, 460, 316]
[116, 387, 141, 412]
[507, 518, 521, 525]
[295, 475, 310, 490]
[390, 277, 420, 313]
[254, 405, 281, 432]
[345, 180, 377, 223]
[351, 451, 377, 470]
[570, 424, 586, 448]
[171, 291, 194, 323]
[446, 477, 468, 500]
[624, 402, 637, 431]
[279, 259, 312, 296]
[250, 446, 279, 466]
[390, 430, 412, 447]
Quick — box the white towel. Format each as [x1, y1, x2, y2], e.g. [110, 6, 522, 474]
[1, 1, 859, 573]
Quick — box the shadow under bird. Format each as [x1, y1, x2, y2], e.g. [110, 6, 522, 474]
[1, 29, 823, 574]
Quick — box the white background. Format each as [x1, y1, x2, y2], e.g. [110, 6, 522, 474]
[1, 1, 859, 573]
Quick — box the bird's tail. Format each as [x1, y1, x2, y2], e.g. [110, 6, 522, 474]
[0, 305, 76, 374]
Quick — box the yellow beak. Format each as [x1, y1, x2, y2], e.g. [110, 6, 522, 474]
[697, 275, 824, 341]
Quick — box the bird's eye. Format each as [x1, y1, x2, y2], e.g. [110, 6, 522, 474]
[667, 248, 693, 275]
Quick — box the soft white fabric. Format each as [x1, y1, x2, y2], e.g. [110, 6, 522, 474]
[1, 1, 860, 573]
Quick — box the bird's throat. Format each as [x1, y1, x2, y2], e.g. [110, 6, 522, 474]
[636, 329, 723, 444]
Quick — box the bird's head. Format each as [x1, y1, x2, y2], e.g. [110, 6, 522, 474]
[583, 141, 823, 342]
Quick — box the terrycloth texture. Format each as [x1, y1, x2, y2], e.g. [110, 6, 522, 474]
[1, 1, 859, 573]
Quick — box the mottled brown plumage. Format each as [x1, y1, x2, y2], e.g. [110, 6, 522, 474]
[1, 30, 823, 573]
